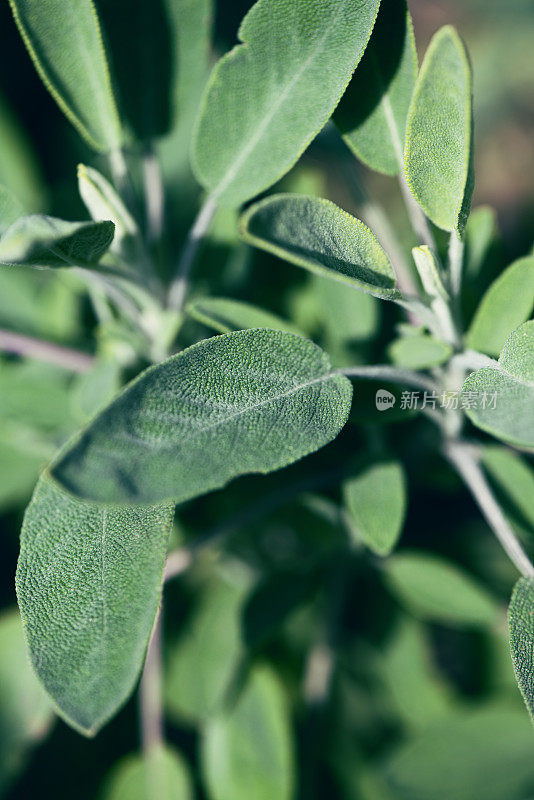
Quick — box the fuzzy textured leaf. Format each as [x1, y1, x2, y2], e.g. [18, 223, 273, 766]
[386, 550, 498, 627]
[343, 460, 407, 555]
[192, 0, 381, 207]
[239, 194, 399, 299]
[389, 334, 452, 369]
[8, 0, 122, 151]
[52, 329, 352, 504]
[186, 296, 301, 335]
[0, 215, 115, 269]
[335, 0, 417, 175]
[404, 26, 473, 234]
[201, 667, 294, 800]
[462, 321, 534, 448]
[102, 744, 193, 800]
[509, 577, 534, 722]
[16, 474, 174, 735]
[481, 446, 534, 531]
[466, 257, 534, 357]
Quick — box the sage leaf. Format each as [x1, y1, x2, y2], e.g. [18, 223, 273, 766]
[186, 296, 302, 335]
[239, 194, 399, 300]
[335, 0, 417, 175]
[0, 215, 115, 269]
[192, 0, 381, 207]
[16, 473, 174, 735]
[481, 446, 534, 531]
[78, 164, 138, 258]
[0, 93, 46, 211]
[165, 575, 247, 723]
[102, 744, 193, 800]
[404, 26, 473, 234]
[201, 666, 294, 800]
[343, 460, 407, 556]
[0, 185, 24, 235]
[388, 334, 452, 369]
[8, 0, 122, 152]
[509, 577, 534, 722]
[466, 257, 534, 356]
[98, 0, 173, 140]
[0, 609, 53, 792]
[52, 329, 353, 504]
[383, 705, 534, 800]
[462, 321, 534, 448]
[386, 550, 498, 627]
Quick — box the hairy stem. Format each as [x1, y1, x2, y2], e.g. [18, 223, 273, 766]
[168, 196, 218, 312]
[142, 145, 165, 243]
[339, 364, 438, 393]
[109, 148, 137, 214]
[0, 328, 94, 372]
[445, 441, 534, 577]
[139, 606, 164, 755]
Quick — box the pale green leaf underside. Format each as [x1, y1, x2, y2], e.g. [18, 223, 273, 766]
[165, 576, 247, 723]
[0, 215, 115, 269]
[186, 296, 302, 335]
[509, 577, 534, 723]
[389, 334, 452, 369]
[462, 321, 534, 448]
[192, 0, 380, 207]
[102, 744, 193, 800]
[239, 194, 399, 299]
[343, 460, 406, 556]
[466, 257, 534, 357]
[404, 25, 473, 234]
[386, 550, 498, 627]
[52, 329, 352, 504]
[201, 667, 294, 800]
[8, 0, 121, 152]
[16, 474, 174, 735]
[335, 0, 417, 175]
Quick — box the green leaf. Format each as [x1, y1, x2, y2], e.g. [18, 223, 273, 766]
[0, 92, 46, 211]
[388, 334, 452, 369]
[16, 473, 174, 735]
[383, 705, 534, 800]
[466, 257, 534, 356]
[0, 359, 74, 432]
[385, 550, 498, 627]
[51, 329, 353, 504]
[318, 275, 380, 343]
[0, 185, 24, 235]
[192, 0, 381, 207]
[343, 460, 407, 556]
[98, 0, 173, 140]
[0, 215, 115, 269]
[102, 745, 193, 800]
[78, 164, 138, 259]
[186, 296, 302, 335]
[334, 0, 417, 175]
[8, 0, 122, 152]
[404, 26, 473, 234]
[239, 195, 399, 300]
[201, 666, 294, 800]
[509, 577, 534, 722]
[165, 575, 247, 723]
[462, 321, 534, 448]
[480, 446, 534, 531]
[0, 609, 53, 793]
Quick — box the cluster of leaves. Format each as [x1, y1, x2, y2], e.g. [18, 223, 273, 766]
[0, 0, 534, 798]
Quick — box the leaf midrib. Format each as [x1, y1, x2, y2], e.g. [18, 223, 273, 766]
[212, 0, 348, 199]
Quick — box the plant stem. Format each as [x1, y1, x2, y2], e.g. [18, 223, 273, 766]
[398, 172, 437, 254]
[338, 364, 438, 393]
[448, 230, 465, 299]
[0, 328, 94, 372]
[450, 350, 499, 372]
[168, 196, 218, 312]
[445, 441, 534, 577]
[109, 148, 137, 213]
[139, 606, 164, 755]
[142, 145, 165, 243]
